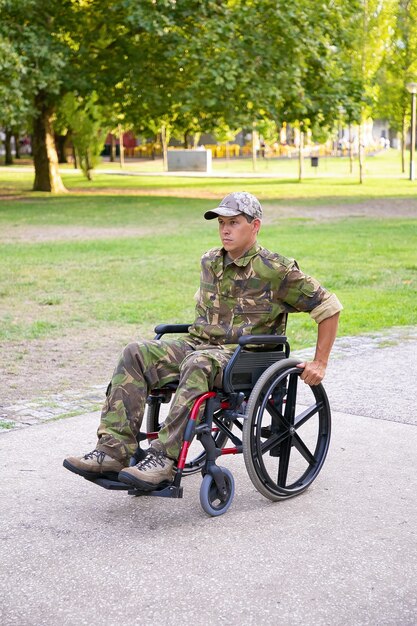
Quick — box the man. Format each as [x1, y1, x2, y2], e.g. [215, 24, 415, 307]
[64, 192, 342, 491]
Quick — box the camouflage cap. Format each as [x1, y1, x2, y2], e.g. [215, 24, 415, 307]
[204, 191, 263, 220]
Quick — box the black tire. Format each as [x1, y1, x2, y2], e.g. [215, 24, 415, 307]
[199, 467, 235, 516]
[146, 398, 231, 476]
[242, 358, 331, 501]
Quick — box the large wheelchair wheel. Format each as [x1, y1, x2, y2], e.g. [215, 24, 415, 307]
[242, 358, 331, 502]
[146, 398, 231, 476]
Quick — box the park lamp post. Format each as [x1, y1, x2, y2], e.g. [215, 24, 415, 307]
[407, 82, 417, 181]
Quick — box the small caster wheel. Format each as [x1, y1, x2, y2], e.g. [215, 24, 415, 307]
[199, 467, 235, 517]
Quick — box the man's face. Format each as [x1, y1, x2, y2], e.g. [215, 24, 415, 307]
[218, 214, 260, 259]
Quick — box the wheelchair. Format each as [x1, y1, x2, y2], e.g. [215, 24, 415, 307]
[87, 324, 332, 517]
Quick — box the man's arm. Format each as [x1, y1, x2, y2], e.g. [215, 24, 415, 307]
[296, 312, 340, 385]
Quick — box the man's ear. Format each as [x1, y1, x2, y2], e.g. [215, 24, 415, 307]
[253, 218, 261, 234]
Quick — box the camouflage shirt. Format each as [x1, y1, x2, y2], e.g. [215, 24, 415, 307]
[188, 244, 342, 345]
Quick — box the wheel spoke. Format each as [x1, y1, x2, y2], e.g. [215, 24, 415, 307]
[294, 401, 322, 429]
[292, 432, 316, 465]
[260, 432, 287, 455]
[265, 399, 289, 430]
[284, 373, 298, 425]
[277, 439, 291, 486]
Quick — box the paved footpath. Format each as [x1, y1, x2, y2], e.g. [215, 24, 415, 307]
[1, 329, 417, 626]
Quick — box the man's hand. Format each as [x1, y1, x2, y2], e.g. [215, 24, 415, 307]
[296, 312, 340, 386]
[296, 360, 326, 386]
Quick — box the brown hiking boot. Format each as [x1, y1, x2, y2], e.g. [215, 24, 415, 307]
[63, 449, 125, 480]
[118, 449, 175, 491]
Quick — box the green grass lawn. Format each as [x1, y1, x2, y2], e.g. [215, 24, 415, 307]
[2, 149, 417, 205]
[1, 150, 416, 350]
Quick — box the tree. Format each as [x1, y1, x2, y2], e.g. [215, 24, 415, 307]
[0, 0, 82, 190]
[0, 0, 403, 190]
[0, 0, 230, 189]
[336, 0, 397, 182]
[375, 0, 417, 172]
[119, 2, 241, 160]
[239, 1, 334, 175]
[0, 1, 169, 189]
[0, 34, 33, 165]
[59, 92, 106, 180]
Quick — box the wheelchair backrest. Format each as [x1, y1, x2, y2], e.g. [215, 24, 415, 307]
[222, 348, 286, 394]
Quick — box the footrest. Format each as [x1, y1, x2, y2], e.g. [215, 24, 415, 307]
[128, 484, 183, 499]
[85, 475, 183, 498]
[86, 476, 131, 491]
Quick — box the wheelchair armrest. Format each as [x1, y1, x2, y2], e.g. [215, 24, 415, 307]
[238, 334, 287, 347]
[154, 323, 191, 339]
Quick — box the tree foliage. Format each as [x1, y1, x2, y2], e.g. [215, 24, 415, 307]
[375, 0, 417, 171]
[59, 92, 106, 179]
[0, 0, 415, 188]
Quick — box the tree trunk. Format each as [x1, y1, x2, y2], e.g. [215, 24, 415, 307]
[55, 134, 68, 164]
[86, 150, 93, 180]
[14, 132, 21, 159]
[110, 134, 116, 162]
[252, 125, 258, 172]
[401, 115, 406, 174]
[161, 124, 169, 171]
[348, 123, 353, 174]
[358, 122, 364, 184]
[66, 130, 77, 168]
[5, 129, 13, 165]
[118, 124, 124, 168]
[298, 129, 304, 181]
[32, 99, 67, 192]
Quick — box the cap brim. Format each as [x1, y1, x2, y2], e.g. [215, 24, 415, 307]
[204, 207, 241, 220]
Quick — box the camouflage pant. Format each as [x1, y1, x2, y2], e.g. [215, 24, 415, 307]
[96, 337, 234, 462]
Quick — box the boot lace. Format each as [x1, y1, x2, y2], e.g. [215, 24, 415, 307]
[136, 451, 166, 471]
[83, 450, 106, 465]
